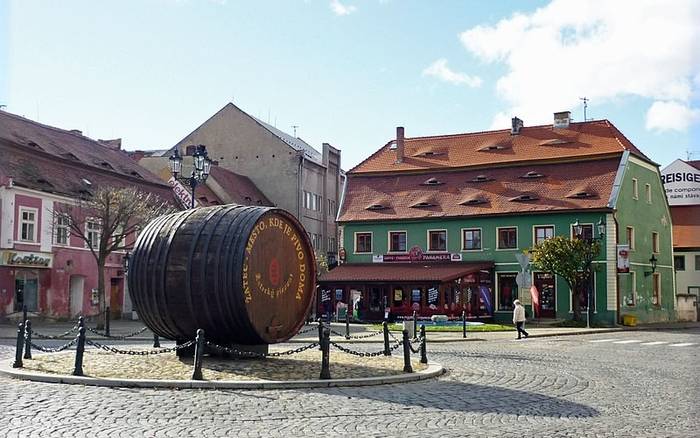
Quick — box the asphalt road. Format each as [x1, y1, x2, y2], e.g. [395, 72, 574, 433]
[1, 329, 698, 437]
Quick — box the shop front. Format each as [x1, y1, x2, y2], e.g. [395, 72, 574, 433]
[0, 250, 53, 316]
[318, 262, 494, 322]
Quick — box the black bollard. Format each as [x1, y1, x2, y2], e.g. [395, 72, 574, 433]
[345, 307, 351, 339]
[412, 311, 418, 340]
[462, 310, 467, 338]
[22, 305, 27, 327]
[383, 321, 391, 356]
[12, 322, 24, 369]
[420, 325, 428, 364]
[318, 319, 324, 351]
[153, 333, 161, 348]
[78, 315, 84, 329]
[402, 329, 412, 373]
[319, 328, 331, 380]
[104, 306, 110, 337]
[23, 320, 32, 360]
[73, 327, 86, 376]
[191, 329, 205, 380]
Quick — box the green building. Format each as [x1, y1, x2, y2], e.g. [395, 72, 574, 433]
[319, 112, 675, 325]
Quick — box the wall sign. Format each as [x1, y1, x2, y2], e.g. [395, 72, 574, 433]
[168, 177, 199, 208]
[661, 159, 700, 206]
[373, 245, 463, 263]
[1, 251, 53, 268]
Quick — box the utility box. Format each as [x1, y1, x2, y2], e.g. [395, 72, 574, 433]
[622, 314, 637, 327]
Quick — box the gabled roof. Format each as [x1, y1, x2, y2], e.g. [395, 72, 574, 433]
[209, 166, 273, 206]
[350, 120, 649, 174]
[252, 117, 323, 165]
[338, 157, 619, 222]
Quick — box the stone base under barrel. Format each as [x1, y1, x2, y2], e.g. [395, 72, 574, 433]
[176, 340, 269, 358]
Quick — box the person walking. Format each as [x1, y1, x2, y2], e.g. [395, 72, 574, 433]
[512, 299, 529, 340]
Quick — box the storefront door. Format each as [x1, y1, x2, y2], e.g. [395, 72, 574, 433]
[69, 275, 85, 317]
[14, 274, 38, 312]
[534, 272, 556, 318]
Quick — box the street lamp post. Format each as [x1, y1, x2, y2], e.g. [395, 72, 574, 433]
[573, 218, 606, 329]
[169, 145, 212, 209]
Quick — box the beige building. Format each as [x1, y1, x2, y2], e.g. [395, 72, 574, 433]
[149, 103, 343, 261]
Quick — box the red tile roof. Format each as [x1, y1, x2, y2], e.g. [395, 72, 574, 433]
[350, 120, 648, 174]
[338, 157, 619, 222]
[319, 262, 493, 283]
[670, 205, 700, 249]
[687, 160, 700, 171]
[209, 166, 273, 206]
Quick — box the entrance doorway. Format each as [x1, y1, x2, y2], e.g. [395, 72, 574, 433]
[14, 272, 38, 312]
[69, 276, 85, 317]
[110, 278, 122, 319]
[534, 272, 556, 318]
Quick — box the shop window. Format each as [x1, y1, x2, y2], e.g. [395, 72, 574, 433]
[497, 227, 517, 249]
[427, 286, 440, 309]
[55, 214, 70, 245]
[389, 231, 407, 252]
[652, 273, 661, 306]
[19, 207, 37, 242]
[14, 272, 39, 312]
[392, 287, 404, 307]
[355, 232, 372, 253]
[428, 230, 447, 252]
[652, 232, 659, 254]
[626, 226, 635, 250]
[534, 272, 556, 317]
[534, 225, 554, 245]
[497, 273, 517, 311]
[462, 229, 482, 250]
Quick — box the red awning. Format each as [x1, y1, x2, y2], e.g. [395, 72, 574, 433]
[318, 262, 494, 283]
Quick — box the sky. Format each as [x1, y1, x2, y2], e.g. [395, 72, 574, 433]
[1, 0, 698, 170]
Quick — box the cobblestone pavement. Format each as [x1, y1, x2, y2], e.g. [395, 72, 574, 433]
[1, 329, 697, 437]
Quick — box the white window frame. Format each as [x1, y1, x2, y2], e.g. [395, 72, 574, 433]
[54, 214, 70, 246]
[354, 231, 373, 254]
[496, 226, 518, 250]
[19, 207, 38, 242]
[632, 178, 639, 200]
[645, 183, 651, 204]
[85, 218, 101, 249]
[626, 226, 635, 251]
[387, 230, 408, 253]
[533, 224, 555, 245]
[426, 229, 448, 253]
[461, 227, 483, 251]
[652, 231, 659, 254]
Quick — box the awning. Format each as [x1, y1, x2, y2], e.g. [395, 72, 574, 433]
[318, 262, 494, 283]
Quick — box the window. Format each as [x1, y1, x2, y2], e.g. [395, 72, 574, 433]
[328, 199, 336, 216]
[571, 224, 593, 242]
[645, 183, 651, 203]
[632, 178, 638, 200]
[328, 237, 337, 253]
[674, 255, 685, 271]
[626, 226, 635, 250]
[55, 215, 70, 245]
[355, 232, 372, 253]
[86, 219, 101, 249]
[19, 208, 37, 242]
[696, 255, 700, 271]
[497, 227, 517, 249]
[462, 229, 482, 251]
[652, 272, 661, 306]
[315, 194, 322, 211]
[498, 273, 518, 311]
[534, 226, 554, 244]
[389, 231, 407, 253]
[428, 230, 447, 252]
[574, 274, 595, 312]
[303, 191, 321, 211]
[652, 232, 659, 254]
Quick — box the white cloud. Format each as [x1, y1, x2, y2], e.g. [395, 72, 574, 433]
[646, 101, 700, 132]
[422, 58, 482, 88]
[460, 0, 700, 130]
[330, 0, 356, 16]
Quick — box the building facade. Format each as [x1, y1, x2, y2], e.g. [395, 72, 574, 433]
[321, 114, 674, 325]
[155, 103, 343, 262]
[0, 110, 173, 319]
[661, 159, 700, 321]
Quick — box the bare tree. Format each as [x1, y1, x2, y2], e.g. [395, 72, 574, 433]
[55, 186, 173, 326]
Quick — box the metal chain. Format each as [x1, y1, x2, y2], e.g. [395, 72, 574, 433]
[407, 336, 423, 354]
[32, 325, 79, 339]
[328, 328, 383, 339]
[85, 326, 149, 339]
[28, 337, 79, 353]
[84, 339, 194, 355]
[329, 340, 401, 357]
[295, 326, 317, 336]
[205, 341, 319, 358]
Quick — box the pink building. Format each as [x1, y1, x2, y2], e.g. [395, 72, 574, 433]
[0, 110, 174, 319]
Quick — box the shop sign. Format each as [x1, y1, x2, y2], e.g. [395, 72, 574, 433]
[373, 246, 463, 263]
[1, 250, 53, 268]
[168, 177, 199, 208]
[617, 245, 630, 273]
[661, 159, 700, 206]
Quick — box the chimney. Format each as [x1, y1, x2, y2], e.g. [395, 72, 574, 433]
[98, 138, 122, 150]
[70, 129, 83, 136]
[395, 126, 405, 163]
[553, 111, 571, 128]
[511, 117, 523, 135]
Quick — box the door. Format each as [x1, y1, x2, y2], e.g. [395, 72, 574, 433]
[534, 272, 556, 318]
[110, 278, 122, 319]
[14, 272, 38, 312]
[69, 276, 85, 317]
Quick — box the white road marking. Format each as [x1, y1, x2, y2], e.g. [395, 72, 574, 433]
[669, 343, 696, 347]
[640, 341, 668, 346]
[588, 339, 618, 343]
[612, 340, 642, 344]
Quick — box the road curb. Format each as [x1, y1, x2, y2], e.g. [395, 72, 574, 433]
[0, 359, 445, 390]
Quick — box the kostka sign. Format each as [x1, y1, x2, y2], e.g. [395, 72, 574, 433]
[661, 159, 700, 206]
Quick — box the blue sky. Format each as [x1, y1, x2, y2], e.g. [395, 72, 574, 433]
[1, 0, 698, 169]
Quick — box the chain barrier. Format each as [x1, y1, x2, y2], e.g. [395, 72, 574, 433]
[205, 341, 319, 358]
[295, 326, 317, 336]
[84, 339, 195, 355]
[28, 337, 79, 353]
[328, 328, 384, 339]
[32, 325, 79, 339]
[407, 336, 424, 354]
[329, 340, 401, 357]
[85, 326, 149, 339]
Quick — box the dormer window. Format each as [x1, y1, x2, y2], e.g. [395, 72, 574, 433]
[460, 197, 487, 206]
[509, 194, 539, 202]
[389, 141, 397, 150]
[366, 204, 388, 211]
[421, 177, 443, 186]
[27, 141, 43, 150]
[521, 171, 545, 179]
[130, 171, 143, 179]
[567, 191, 596, 199]
[413, 150, 445, 158]
[470, 175, 493, 183]
[97, 161, 114, 170]
[477, 144, 509, 152]
[411, 201, 435, 208]
[61, 152, 80, 161]
[36, 178, 54, 188]
[539, 138, 572, 146]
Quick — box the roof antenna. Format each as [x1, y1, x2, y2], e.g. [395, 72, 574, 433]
[579, 97, 590, 121]
[292, 125, 299, 137]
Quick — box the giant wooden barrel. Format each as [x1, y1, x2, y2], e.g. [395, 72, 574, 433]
[127, 205, 316, 345]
